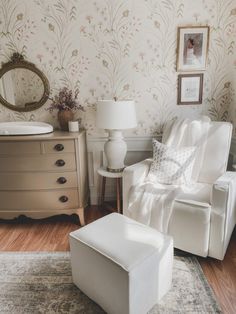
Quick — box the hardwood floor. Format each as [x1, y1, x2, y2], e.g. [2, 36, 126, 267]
[0, 206, 235, 314]
[199, 229, 236, 314]
[0, 206, 107, 251]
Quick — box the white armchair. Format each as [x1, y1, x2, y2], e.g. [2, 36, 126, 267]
[123, 121, 236, 260]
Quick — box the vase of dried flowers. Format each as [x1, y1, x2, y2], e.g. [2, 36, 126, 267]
[48, 88, 84, 131]
[57, 110, 74, 131]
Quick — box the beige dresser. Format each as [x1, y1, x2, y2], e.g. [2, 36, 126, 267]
[0, 130, 88, 225]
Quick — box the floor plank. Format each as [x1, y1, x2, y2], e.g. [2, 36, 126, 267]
[198, 229, 236, 314]
[0, 206, 235, 313]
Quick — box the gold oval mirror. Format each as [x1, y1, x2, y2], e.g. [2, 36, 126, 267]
[0, 53, 50, 112]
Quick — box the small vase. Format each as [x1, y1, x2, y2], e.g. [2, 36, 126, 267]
[58, 110, 74, 131]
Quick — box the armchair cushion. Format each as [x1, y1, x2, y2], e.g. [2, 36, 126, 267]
[148, 139, 196, 185]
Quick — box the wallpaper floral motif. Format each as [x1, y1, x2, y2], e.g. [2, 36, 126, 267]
[0, 0, 235, 136]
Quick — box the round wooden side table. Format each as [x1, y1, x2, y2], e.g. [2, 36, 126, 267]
[97, 167, 123, 213]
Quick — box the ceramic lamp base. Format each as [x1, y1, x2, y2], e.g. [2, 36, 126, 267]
[104, 130, 127, 172]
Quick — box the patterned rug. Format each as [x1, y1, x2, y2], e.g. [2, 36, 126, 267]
[0, 252, 221, 314]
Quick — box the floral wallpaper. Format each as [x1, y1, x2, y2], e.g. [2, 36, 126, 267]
[0, 0, 235, 136]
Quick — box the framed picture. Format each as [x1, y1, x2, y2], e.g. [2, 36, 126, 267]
[177, 26, 209, 71]
[177, 74, 203, 105]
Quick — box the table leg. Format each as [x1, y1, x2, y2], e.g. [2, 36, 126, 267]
[101, 176, 106, 206]
[116, 178, 122, 214]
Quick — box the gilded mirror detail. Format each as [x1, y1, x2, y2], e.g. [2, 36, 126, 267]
[0, 53, 50, 112]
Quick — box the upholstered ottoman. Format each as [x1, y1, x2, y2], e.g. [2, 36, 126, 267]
[69, 213, 173, 314]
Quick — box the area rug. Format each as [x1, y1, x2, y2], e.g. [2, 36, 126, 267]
[0, 252, 222, 314]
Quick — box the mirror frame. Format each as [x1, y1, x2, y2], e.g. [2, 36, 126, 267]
[0, 53, 50, 112]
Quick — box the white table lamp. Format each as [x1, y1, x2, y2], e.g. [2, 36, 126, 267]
[96, 99, 137, 172]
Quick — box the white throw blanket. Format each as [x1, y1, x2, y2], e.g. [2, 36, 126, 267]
[126, 116, 211, 233]
[127, 181, 181, 232]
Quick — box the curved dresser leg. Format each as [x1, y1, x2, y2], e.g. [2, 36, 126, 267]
[77, 208, 85, 226]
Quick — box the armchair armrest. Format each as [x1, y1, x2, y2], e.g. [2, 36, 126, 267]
[123, 159, 152, 213]
[209, 171, 236, 259]
[212, 171, 236, 215]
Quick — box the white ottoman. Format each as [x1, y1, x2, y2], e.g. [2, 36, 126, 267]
[69, 213, 173, 314]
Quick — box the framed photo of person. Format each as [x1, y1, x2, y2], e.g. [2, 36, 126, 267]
[177, 74, 203, 105]
[177, 26, 210, 71]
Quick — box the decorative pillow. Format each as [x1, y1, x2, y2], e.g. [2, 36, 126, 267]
[147, 139, 196, 185]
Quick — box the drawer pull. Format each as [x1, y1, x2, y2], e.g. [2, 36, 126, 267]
[55, 144, 64, 151]
[55, 159, 65, 167]
[59, 195, 68, 203]
[57, 177, 67, 184]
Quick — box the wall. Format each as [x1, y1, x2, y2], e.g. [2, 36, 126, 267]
[0, 0, 236, 203]
[0, 0, 236, 134]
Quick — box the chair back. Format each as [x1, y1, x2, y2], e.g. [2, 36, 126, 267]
[198, 121, 232, 183]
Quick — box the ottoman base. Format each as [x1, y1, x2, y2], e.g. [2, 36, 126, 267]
[70, 213, 173, 314]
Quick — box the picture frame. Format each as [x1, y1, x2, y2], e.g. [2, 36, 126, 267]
[177, 74, 203, 105]
[177, 26, 210, 71]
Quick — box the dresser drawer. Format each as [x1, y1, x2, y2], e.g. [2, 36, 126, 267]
[0, 189, 79, 211]
[0, 141, 40, 155]
[43, 140, 75, 154]
[0, 172, 78, 190]
[0, 154, 76, 172]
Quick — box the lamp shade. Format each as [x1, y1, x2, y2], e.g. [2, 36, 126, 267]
[96, 100, 137, 130]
